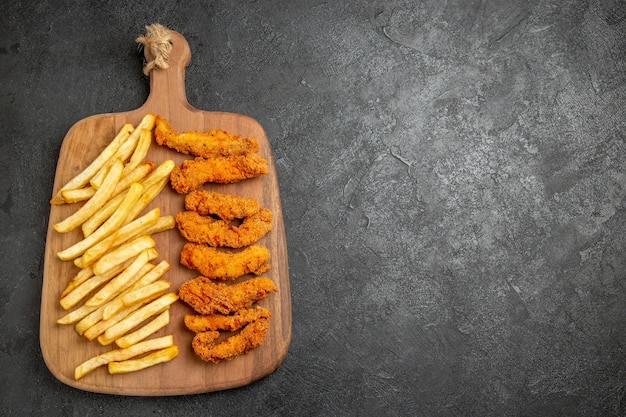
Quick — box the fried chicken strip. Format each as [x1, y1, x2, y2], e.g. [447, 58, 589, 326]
[184, 190, 260, 221]
[176, 208, 273, 248]
[170, 154, 269, 194]
[184, 307, 272, 332]
[181, 243, 271, 280]
[154, 116, 259, 158]
[191, 318, 270, 363]
[178, 276, 278, 315]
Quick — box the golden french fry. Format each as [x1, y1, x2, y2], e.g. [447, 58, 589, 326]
[59, 261, 130, 311]
[100, 300, 129, 323]
[102, 293, 178, 343]
[57, 304, 99, 325]
[122, 280, 171, 308]
[145, 215, 175, 235]
[57, 182, 144, 261]
[124, 178, 169, 223]
[76, 208, 160, 269]
[113, 114, 155, 163]
[61, 267, 94, 298]
[134, 159, 175, 195]
[61, 187, 96, 204]
[80, 159, 174, 237]
[121, 129, 152, 178]
[111, 161, 155, 198]
[84, 290, 164, 342]
[90, 114, 156, 190]
[53, 159, 124, 233]
[73, 263, 155, 334]
[120, 160, 175, 224]
[102, 279, 170, 321]
[50, 124, 134, 205]
[80, 192, 124, 237]
[107, 345, 178, 375]
[83, 301, 146, 341]
[74, 334, 174, 380]
[85, 248, 158, 307]
[115, 310, 170, 348]
[93, 260, 169, 328]
[89, 165, 108, 190]
[91, 235, 156, 276]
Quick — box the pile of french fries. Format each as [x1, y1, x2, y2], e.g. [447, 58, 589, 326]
[50, 114, 180, 380]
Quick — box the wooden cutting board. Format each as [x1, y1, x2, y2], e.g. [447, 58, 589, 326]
[40, 30, 291, 395]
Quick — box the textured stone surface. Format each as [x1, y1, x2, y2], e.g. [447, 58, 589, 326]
[1, 0, 625, 415]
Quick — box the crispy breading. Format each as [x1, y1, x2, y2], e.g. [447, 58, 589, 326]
[184, 307, 272, 332]
[170, 154, 269, 194]
[191, 318, 270, 363]
[184, 190, 260, 221]
[154, 116, 259, 158]
[176, 208, 273, 248]
[178, 276, 278, 315]
[180, 243, 271, 280]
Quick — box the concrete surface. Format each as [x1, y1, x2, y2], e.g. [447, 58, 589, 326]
[1, 0, 625, 415]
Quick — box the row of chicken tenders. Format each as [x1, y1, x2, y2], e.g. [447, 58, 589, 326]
[155, 115, 277, 364]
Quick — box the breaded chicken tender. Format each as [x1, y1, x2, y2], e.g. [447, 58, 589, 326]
[176, 208, 273, 248]
[191, 318, 270, 363]
[154, 116, 259, 158]
[184, 307, 272, 332]
[185, 190, 260, 221]
[178, 276, 278, 315]
[180, 243, 271, 280]
[170, 154, 269, 194]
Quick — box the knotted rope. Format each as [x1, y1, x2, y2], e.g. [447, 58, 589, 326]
[136, 24, 173, 75]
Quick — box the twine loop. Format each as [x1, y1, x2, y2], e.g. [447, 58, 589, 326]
[136, 24, 173, 75]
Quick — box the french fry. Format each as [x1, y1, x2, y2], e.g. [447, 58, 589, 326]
[90, 114, 156, 190]
[61, 267, 94, 298]
[121, 129, 152, 177]
[102, 279, 170, 321]
[107, 345, 179, 375]
[111, 161, 155, 199]
[124, 177, 170, 223]
[80, 192, 124, 237]
[75, 207, 160, 269]
[94, 260, 170, 327]
[122, 280, 171, 307]
[73, 263, 156, 334]
[145, 215, 175, 235]
[140, 159, 176, 189]
[56, 182, 144, 261]
[53, 159, 124, 233]
[61, 187, 96, 204]
[59, 261, 130, 311]
[85, 248, 158, 307]
[115, 310, 170, 348]
[101, 293, 178, 343]
[74, 334, 174, 380]
[124, 260, 170, 292]
[60, 263, 150, 326]
[50, 124, 134, 205]
[91, 235, 156, 276]
[83, 301, 146, 341]
[80, 159, 174, 237]
[57, 304, 99, 325]
[121, 160, 175, 224]
[88, 164, 109, 191]
[84, 290, 164, 342]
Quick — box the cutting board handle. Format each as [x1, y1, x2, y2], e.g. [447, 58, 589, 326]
[139, 30, 195, 116]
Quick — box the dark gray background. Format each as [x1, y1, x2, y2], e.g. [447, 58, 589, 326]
[2, 0, 625, 415]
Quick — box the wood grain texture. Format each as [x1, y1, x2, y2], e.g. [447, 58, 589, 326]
[40, 31, 291, 395]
